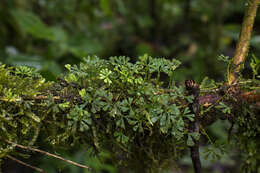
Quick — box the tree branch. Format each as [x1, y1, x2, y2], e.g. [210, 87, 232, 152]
[6, 155, 46, 173]
[4, 139, 91, 170]
[185, 80, 202, 173]
[228, 0, 259, 84]
[240, 89, 260, 102]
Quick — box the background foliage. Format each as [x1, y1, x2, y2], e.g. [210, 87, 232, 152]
[0, 0, 260, 173]
[1, 0, 260, 81]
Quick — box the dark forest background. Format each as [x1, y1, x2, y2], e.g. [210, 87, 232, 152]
[0, 0, 260, 172]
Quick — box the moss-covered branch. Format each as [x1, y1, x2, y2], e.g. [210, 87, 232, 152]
[1, 56, 260, 172]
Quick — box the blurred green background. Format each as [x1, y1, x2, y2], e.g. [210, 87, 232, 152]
[1, 0, 260, 172]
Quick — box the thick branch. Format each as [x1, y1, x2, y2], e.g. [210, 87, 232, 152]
[228, 0, 259, 84]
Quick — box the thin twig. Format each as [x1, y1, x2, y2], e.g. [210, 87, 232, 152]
[4, 139, 90, 170]
[6, 154, 46, 173]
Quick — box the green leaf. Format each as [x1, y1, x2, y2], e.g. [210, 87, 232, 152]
[65, 64, 71, 71]
[160, 114, 168, 133]
[58, 102, 70, 111]
[79, 88, 87, 98]
[170, 59, 181, 71]
[11, 9, 54, 40]
[100, 0, 112, 16]
[116, 119, 125, 129]
[151, 116, 160, 123]
[171, 104, 180, 116]
[144, 110, 153, 126]
[67, 73, 78, 82]
[250, 54, 260, 79]
[218, 54, 231, 62]
[200, 77, 216, 90]
[216, 102, 231, 114]
[187, 135, 195, 146]
[127, 118, 138, 125]
[190, 132, 200, 140]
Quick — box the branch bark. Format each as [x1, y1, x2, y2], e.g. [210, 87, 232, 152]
[228, 0, 259, 84]
[185, 80, 202, 173]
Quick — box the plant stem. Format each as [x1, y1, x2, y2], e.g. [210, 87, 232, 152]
[4, 139, 91, 170]
[185, 80, 202, 173]
[6, 155, 46, 173]
[228, 0, 259, 84]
